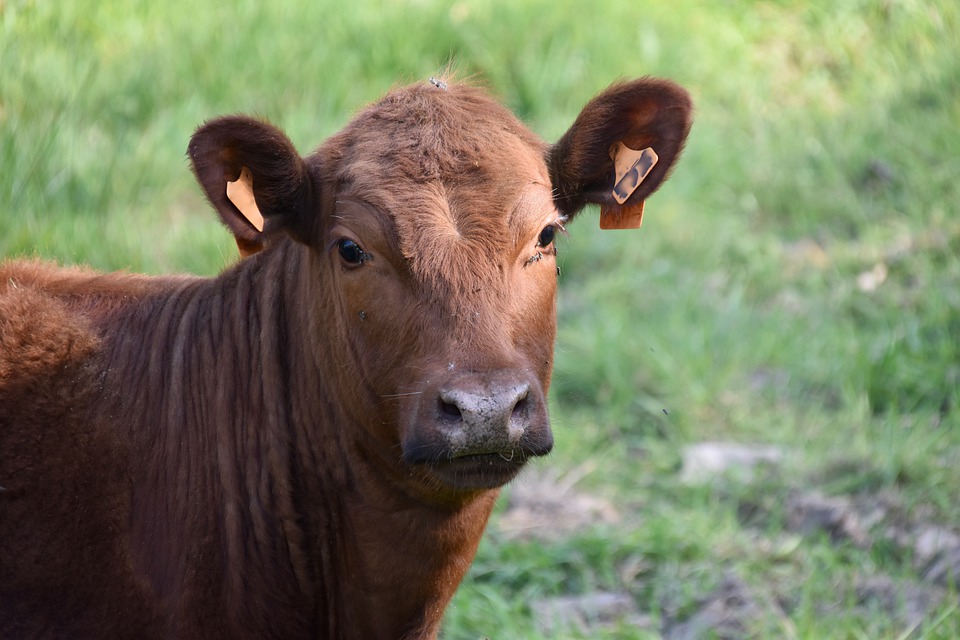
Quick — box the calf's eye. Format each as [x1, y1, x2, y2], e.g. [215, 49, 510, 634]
[338, 238, 368, 265]
[537, 225, 556, 248]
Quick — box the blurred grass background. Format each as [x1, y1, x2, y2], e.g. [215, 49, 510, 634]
[3, 0, 959, 637]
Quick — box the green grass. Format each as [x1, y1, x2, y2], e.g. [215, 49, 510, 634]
[3, 0, 959, 637]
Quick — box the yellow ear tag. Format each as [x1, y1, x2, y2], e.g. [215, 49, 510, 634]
[226, 167, 265, 232]
[609, 141, 658, 205]
[599, 142, 659, 230]
[600, 200, 645, 230]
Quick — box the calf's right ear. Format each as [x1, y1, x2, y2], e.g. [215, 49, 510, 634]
[548, 78, 693, 228]
[188, 116, 317, 256]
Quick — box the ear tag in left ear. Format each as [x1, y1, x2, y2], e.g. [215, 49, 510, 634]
[600, 200, 645, 230]
[610, 142, 658, 205]
[226, 167, 265, 232]
[600, 142, 658, 230]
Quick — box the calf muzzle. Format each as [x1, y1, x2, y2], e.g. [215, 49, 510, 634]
[402, 370, 553, 490]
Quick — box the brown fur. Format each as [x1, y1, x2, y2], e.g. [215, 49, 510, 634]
[0, 77, 692, 639]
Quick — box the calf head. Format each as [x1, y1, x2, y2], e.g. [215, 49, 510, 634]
[189, 78, 691, 496]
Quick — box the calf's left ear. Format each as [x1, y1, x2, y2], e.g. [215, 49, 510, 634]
[549, 78, 693, 227]
[188, 116, 316, 256]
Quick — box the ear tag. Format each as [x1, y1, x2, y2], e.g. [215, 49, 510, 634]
[610, 141, 658, 205]
[226, 167, 265, 232]
[600, 200, 645, 230]
[600, 142, 658, 230]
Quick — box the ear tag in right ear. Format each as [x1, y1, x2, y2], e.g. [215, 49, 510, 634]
[226, 167, 265, 232]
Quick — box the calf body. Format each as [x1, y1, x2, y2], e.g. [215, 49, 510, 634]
[0, 78, 691, 639]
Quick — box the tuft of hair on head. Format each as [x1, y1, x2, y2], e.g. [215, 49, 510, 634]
[424, 61, 484, 93]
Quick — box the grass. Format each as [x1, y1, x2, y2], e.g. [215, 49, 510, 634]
[3, 0, 959, 637]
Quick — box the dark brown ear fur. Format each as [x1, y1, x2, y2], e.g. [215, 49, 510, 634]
[188, 116, 316, 255]
[549, 78, 693, 219]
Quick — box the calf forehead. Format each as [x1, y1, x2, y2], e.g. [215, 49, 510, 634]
[329, 82, 553, 293]
[337, 82, 548, 186]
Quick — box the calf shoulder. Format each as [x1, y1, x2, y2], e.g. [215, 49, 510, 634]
[0, 266, 164, 639]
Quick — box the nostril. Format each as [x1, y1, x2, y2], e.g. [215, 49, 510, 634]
[511, 393, 529, 421]
[438, 397, 463, 422]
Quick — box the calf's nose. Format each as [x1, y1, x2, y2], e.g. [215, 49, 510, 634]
[400, 370, 553, 469]
[438, 382, 530, 446]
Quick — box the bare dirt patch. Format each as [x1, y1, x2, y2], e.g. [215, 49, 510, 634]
[496, 464, 621, 541]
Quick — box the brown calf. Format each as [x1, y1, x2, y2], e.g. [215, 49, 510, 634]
[0, 77, 692, 639]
